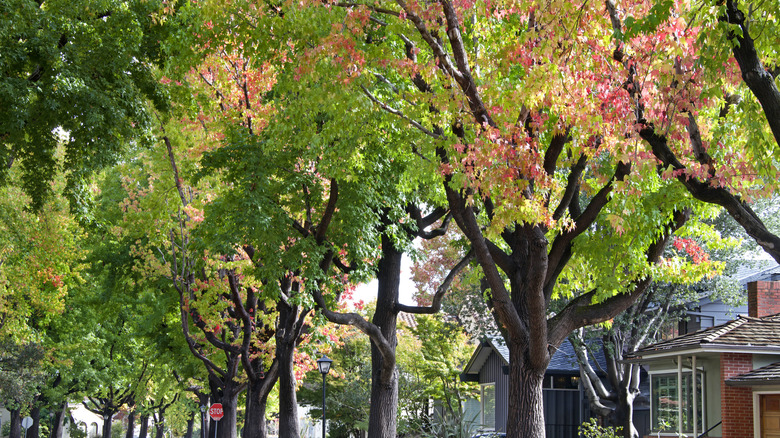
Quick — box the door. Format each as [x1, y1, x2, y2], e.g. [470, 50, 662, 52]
[761, 394, 780, 438]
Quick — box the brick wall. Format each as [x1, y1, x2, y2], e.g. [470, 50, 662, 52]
[721, 352, 754, 438]
[747, 281, 780, 317]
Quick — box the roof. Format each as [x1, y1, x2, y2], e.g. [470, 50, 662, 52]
[462, 335, 606, 376]
[726, 362, 780, 387]
[733, 261, 780, 285]
[397, 312, 417, 330]
[628, 314, 780, 360]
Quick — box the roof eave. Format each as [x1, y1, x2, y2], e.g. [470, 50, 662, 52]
[726, 379, 780, 387]
[627, 344, 780, 363]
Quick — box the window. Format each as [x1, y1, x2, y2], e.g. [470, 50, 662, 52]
[542, 375, 580, 389]
[481, 383, 496, 429]
[651, 372, 704, 433]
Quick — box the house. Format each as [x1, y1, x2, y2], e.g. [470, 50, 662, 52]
[675, 262, 780, 335]
[627, 280, 780, 438]
[460, 336, 608, 438]
[0, 404, 105, 438]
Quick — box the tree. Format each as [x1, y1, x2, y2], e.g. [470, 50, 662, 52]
[571, 202, 760, 438]
[0, 0, 176, 211]
[0, 340, 46, 438]
[630, 0, 780, 264]
[297, 312, 477, 438]
[161, 9, 470, 436]
[0, 167, 84, 339]
[196, 1, 737, 437]
[571, 282, 700, 438]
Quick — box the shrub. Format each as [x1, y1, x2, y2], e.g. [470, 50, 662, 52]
[579, 418, 622, 438]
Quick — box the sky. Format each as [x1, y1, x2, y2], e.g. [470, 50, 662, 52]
[350, 255, 418, 306]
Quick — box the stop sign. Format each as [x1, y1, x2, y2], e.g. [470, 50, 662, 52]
[209, 403, 224, 421]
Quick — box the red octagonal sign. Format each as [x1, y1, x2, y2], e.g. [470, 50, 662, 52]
[209, 403, 224, 421]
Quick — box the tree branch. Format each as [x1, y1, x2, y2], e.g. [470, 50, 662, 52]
[551, 154, 587, 221]
[725, 0, 780, 146]
[316, 179, 339, 244]
[443, 176, 526, 341]
[640, 122, 780, 262]
[546, 160, 631, 291]
[360, 85, 442, 139]
[546, 208, 689, 347]
[396, 249, 473, 314]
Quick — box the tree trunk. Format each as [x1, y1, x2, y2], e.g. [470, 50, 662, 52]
[139, 415, 149, 438]
[244, 376, 273, 438]
[367, 238, 401, 438]
[50, 402, 67, 438]
[277, 304, 300, 438]
[154, 419, 164, 438]
[102, 415, 113, 438]
[10, 408, 22, 438]
[185, 413, 194, 438]
[216, 381, 240, 438]
[506, 346, 546, 438]
[367, 359, 399, 438]
[125, 410, 136, 438]
[29, 405, 41, 438]
[615, 385, 638, 438]
[198, 393, 211, 438]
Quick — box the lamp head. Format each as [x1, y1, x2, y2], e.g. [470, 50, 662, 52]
[317, 354, 333, 375]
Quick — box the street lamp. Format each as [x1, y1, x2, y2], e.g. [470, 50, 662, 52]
[317, 355, 333, 438]
[199, 405, 207, 438]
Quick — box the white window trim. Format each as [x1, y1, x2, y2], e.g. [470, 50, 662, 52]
[480, 382, 496, 431]
[751, 387, 780, 438]
[648, 367, 706, 436]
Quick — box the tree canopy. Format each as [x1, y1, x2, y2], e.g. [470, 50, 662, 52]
[2, 0, 780, 438]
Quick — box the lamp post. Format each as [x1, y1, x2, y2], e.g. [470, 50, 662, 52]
[199, 405, 207, 438]
[317, 355, 333, 438]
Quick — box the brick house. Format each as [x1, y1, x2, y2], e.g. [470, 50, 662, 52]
[627, 280, 780, 438]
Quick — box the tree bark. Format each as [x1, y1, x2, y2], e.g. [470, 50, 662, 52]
[367, 238, 401, 438]
[185, 414, 194, 438]
[50, 402, 67, 438]
[277, 302, 301, 438]
[506, 343, 546, 438]
[154, 418, 164, 438]
[213, 377, 240, 438]
[29, 405, 41, 438]
[10, 408, 22, 438]
[243, 378, 272, 438]
[615, 384, 638, 438]
[102, 414, 113, 438]
[125, 410, 135, 438]
[139, 415, 149, 438]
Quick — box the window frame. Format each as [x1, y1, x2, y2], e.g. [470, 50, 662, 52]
[480, 382, 496, 430]
[649, 369, 706, 435]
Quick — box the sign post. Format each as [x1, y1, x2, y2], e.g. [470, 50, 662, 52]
[208, 403, 223, 438]
[21, 416, 33, 438]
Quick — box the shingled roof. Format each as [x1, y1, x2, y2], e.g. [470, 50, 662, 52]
[628, 314, 780, 359]
[726, 361, 780, 386]
[462, 335, 607, 376]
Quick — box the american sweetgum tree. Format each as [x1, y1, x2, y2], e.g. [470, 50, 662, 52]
[159, 0, 780, 436]
[209, 0, 746, 436]
[162, 7, 475, 438]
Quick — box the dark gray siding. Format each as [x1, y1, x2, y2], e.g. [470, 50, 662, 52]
[479, 350, 509, 432]
[543, 389, 582, 438]
[478, 351, 587, 437]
